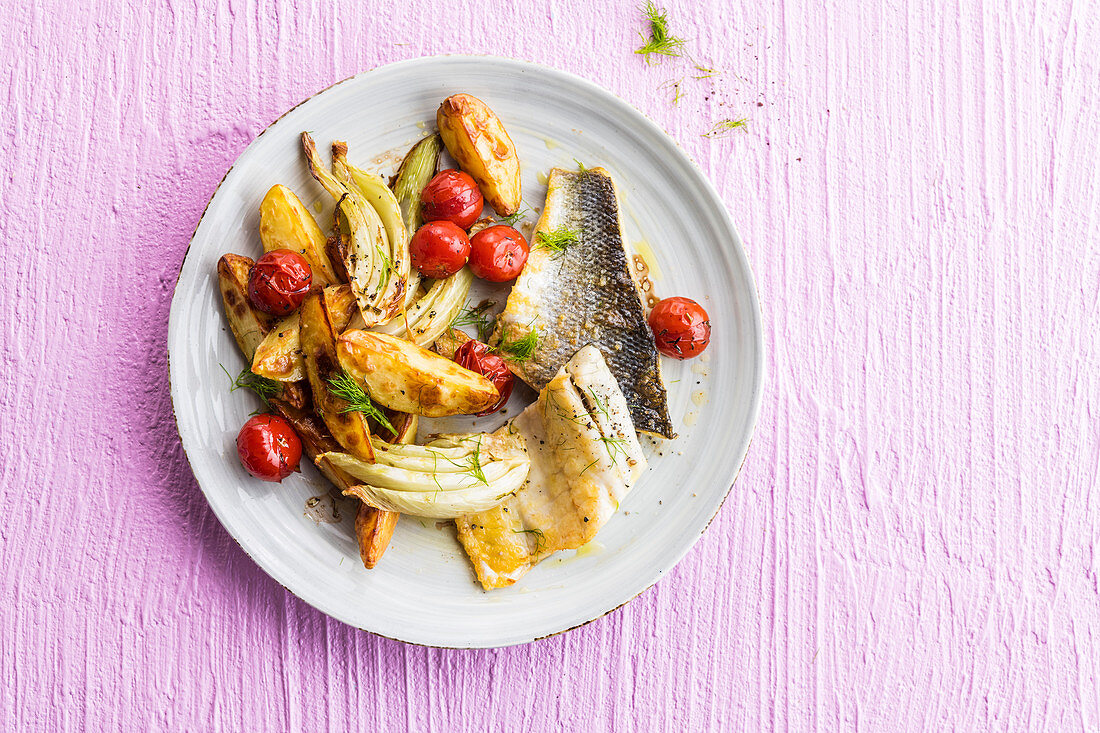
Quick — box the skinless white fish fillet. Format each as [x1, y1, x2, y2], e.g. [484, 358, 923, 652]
[455, 345, 646, 589]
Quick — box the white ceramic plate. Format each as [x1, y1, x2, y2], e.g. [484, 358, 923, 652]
[169, 56, 763, 648]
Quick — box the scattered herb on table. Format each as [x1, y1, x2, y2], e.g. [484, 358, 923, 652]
[635, 1, 685, 64]
[703, 118, 749, 138]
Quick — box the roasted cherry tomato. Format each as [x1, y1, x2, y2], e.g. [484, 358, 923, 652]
[409, 221, 471, 278]
[468, 225, 530, 282]
[248, 249, 312, 315]
[454, 339, 514, 416]
[421, 169, 484, 230]
[236, 414, 302, 482]
[648, 296, 711, 359]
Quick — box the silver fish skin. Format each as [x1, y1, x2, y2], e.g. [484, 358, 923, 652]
[496, 167, 675, 438]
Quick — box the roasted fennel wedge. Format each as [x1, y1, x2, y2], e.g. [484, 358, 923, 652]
[373, 267, 473, 346]
[324, 430, 530, 519]
[392, 133, 442, 232]
[302, 132, 399, 326]
[332, 142, 417, 311]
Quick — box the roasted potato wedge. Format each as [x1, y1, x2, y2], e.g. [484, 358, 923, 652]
[299, 292, 375, 462]
[355, 504, 399, 569]
[251, 313, 303, 382]
[336, 329, 499, 417]
[251, 285, 358, 382]
[217, 254, 274, 362]
[437, 94, 521, 215]
[259, 184, 339, 286]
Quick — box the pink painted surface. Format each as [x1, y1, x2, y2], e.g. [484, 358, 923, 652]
[3, 0, 1099, 729]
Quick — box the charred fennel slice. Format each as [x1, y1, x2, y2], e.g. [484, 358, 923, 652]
[320, 431, 531, 519]
[302, 132, 403, 326]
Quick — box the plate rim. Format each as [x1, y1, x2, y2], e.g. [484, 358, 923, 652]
[168, 54, 765, 648]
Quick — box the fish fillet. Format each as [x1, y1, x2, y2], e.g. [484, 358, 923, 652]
[496, 167, 675, 438]
[455, 345, 647, 589]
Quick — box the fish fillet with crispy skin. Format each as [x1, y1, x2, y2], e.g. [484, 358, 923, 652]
[495, 167, 675, 438]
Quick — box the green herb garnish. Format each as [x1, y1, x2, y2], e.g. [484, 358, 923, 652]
[497, 326, 539, 362]
[326, 370, 397, 436]
[534, 227, 579, 254]
[375, 242, 393, 290]
[514, 528, 545, 553]
[584, 387, 629, 460]
[497, 205, 531, 227]
[450, 301, 497, 342]
[221, 364, 280, 410]
[703, 118, 748, 138]
[439, 436, 489, 485]
[660, 78, 684, 106]
[692, 64, 720, 79]
[635, 2, 685, 64]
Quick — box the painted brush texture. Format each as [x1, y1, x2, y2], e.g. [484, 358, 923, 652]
[2, 0, 1098, 730]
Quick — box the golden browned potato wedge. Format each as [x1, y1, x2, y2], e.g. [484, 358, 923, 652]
[251, 313, 302, 382]
[437, 94, 521, 215]
[337, 329, 499, 417]
[299, 292, 375, 462]
[217, 254, 274, 362]
[355, 504, 399, 569]
[259, 184, 339, 286]
[251, 285, 358, 382]
[324, 284, 358, 329]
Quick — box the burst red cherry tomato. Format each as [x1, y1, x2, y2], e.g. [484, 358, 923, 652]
[648, 296, 711, 359]
[248, 249, 313, 315]
[421, 170, 484, 230]
[409, 221, 472, 278]
[468, 225, 530, 282]
[236, 414, 302, 482]
[454, 339, 514, 416]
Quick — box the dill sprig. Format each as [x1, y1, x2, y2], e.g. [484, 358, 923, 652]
[703, 118, 749, 138]
[326, 370, 397, 436]
[450, 301, 497, 342]
[514, 527, 545, 553]
[497, 205, 532, 227]
[635, 1, 685, 64]
[574, 159, 590, 176]
[534, 227, 579, 254]
[221, 364, 280, 410]
[585, 388, 629, 461]
[692, 64, 720, 79]
[660, 78, 684, 106]
[497, 326, 539, 362]
[439, 436, 489, 485]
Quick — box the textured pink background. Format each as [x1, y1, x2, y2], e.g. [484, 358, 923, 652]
[3, 0, 1099, 729]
